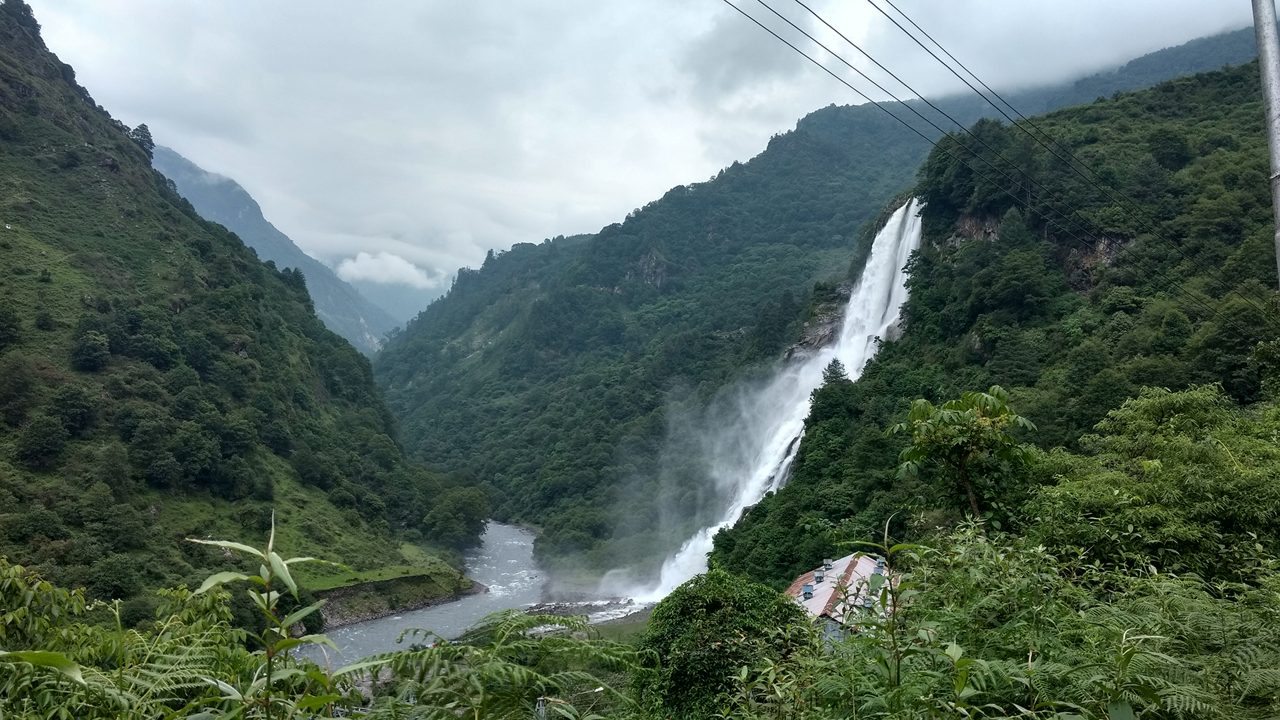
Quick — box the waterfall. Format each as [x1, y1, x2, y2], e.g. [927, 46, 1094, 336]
[623, 198, 924, 603]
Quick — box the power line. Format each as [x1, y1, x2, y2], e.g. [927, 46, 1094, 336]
[719, 0, 1267, 343]
[863, 0, 1278, 322]
[748, 0, 1268, 335]
[793, 0, 1275, 325]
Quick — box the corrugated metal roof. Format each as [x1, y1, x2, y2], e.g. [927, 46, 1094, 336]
[784, 552, 883, 623]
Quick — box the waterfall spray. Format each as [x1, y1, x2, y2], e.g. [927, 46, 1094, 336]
[616, 199, 924, 603]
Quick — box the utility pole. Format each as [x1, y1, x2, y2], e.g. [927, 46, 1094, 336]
[1253, 0, 1280, 288]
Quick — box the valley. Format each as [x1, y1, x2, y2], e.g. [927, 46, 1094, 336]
[3, 0, 1280, 717]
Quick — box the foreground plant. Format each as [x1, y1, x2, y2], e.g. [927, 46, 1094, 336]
[186, 513, 367, 718]
[0, 516, 637, 719]
[365, 611, 640, 720]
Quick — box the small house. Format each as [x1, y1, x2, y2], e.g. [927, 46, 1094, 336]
[784, 552, 888, 638]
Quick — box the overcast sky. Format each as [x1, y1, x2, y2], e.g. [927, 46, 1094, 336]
[30, 0, 1249, 292]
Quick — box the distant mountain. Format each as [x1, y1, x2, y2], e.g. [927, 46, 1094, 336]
[933, 23, 1261, 120]
[375, 21, 1273, 572]
[152, 146, 397, 354]
[346, 277, 443, 327]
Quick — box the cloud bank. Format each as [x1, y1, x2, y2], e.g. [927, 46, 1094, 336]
[337, 251, 443, 289]
[30, 0, 1251, 284]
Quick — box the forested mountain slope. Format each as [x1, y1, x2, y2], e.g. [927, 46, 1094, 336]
[0, 0, 479, 617]
[377, 24, 1267, 569]
[712, 60, 1279, 587]
[152, 146, 397, 355]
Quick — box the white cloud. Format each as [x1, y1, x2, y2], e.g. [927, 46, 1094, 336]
[336, 251, 442, 289]
[27, 0, 1252, 282]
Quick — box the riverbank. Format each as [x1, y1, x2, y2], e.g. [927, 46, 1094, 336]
[305, 523, 546, 662]
[317, 572, 485, 629]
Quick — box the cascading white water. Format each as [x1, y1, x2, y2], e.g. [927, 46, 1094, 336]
[625, 199, 924, 603]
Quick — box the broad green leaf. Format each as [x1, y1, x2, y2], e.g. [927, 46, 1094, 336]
[269, 551, 298, 597]
[334, 656, 394, 677]
[296, 694, 342, 710]
[296, 633, 338, 651]
[187, 538, 265, 559]
[281, 600, 327, 629]
[204, 677, 243, 701]
[0, 650, 84, 684]
[195, 571, 250, 595]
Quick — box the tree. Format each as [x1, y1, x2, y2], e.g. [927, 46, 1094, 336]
[128, 123, 154, 159]
[421, 487, 489, 549]
[70, 330, 110, 371]
[889, 385, 1035, 519]
[821, 358, 848, 384]
[0, 352, 37, 425]
[15, 414, 70, 469]
[50, 383, 97, 435]
[637, 569, 808, 718]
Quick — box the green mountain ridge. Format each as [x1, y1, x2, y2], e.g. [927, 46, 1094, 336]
[375, 22, 1270, 572]
[712, 59, 1278, 588]
[151, 146, 399, 355]
[0, 0, 478, 616]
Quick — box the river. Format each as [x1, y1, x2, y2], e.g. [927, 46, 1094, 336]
[304, 522, 544, 665]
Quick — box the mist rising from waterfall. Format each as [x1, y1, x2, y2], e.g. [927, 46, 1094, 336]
[603, 199, 924, 603]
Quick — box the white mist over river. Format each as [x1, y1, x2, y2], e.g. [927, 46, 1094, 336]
[609, 199, 924, 602]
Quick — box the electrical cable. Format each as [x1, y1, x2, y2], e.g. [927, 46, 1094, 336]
[862, 0, 1278, 321]
[720, 0, 1269, 343]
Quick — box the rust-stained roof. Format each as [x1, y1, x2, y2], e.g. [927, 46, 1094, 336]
[785, 553, 883, 623]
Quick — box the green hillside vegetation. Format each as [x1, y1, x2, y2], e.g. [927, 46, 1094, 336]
[712, 60, 1279, 588]
[5, 389, 1279, 718]
[375, 26, 1269, 571]
[0, 0, 483, 619]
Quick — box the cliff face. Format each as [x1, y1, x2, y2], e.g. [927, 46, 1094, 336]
[786, 282, 852, 360]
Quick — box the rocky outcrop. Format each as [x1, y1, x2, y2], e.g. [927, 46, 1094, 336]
[786, 282, 852, 359]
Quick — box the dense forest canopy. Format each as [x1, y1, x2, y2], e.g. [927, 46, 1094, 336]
[375, 27, 1266, 572]
[0, 0, 484, 617]
[712, 60, 1279, 588]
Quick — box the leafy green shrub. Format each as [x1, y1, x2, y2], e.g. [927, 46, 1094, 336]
[0, 303, 20, 351]
[14, 413, 69, 469]
[70, 329, 110, 371]
[50, 383, 97, 435]
[1030, 385, 1280, 583]
[637, 569, 807, 718]
[0, 351, 37, 425]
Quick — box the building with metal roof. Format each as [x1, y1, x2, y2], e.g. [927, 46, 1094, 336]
[784, 552, 887, 635]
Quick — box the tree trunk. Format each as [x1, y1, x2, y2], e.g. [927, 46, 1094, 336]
[957, 455, 981, 518]
[961, 474, 981, 519]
